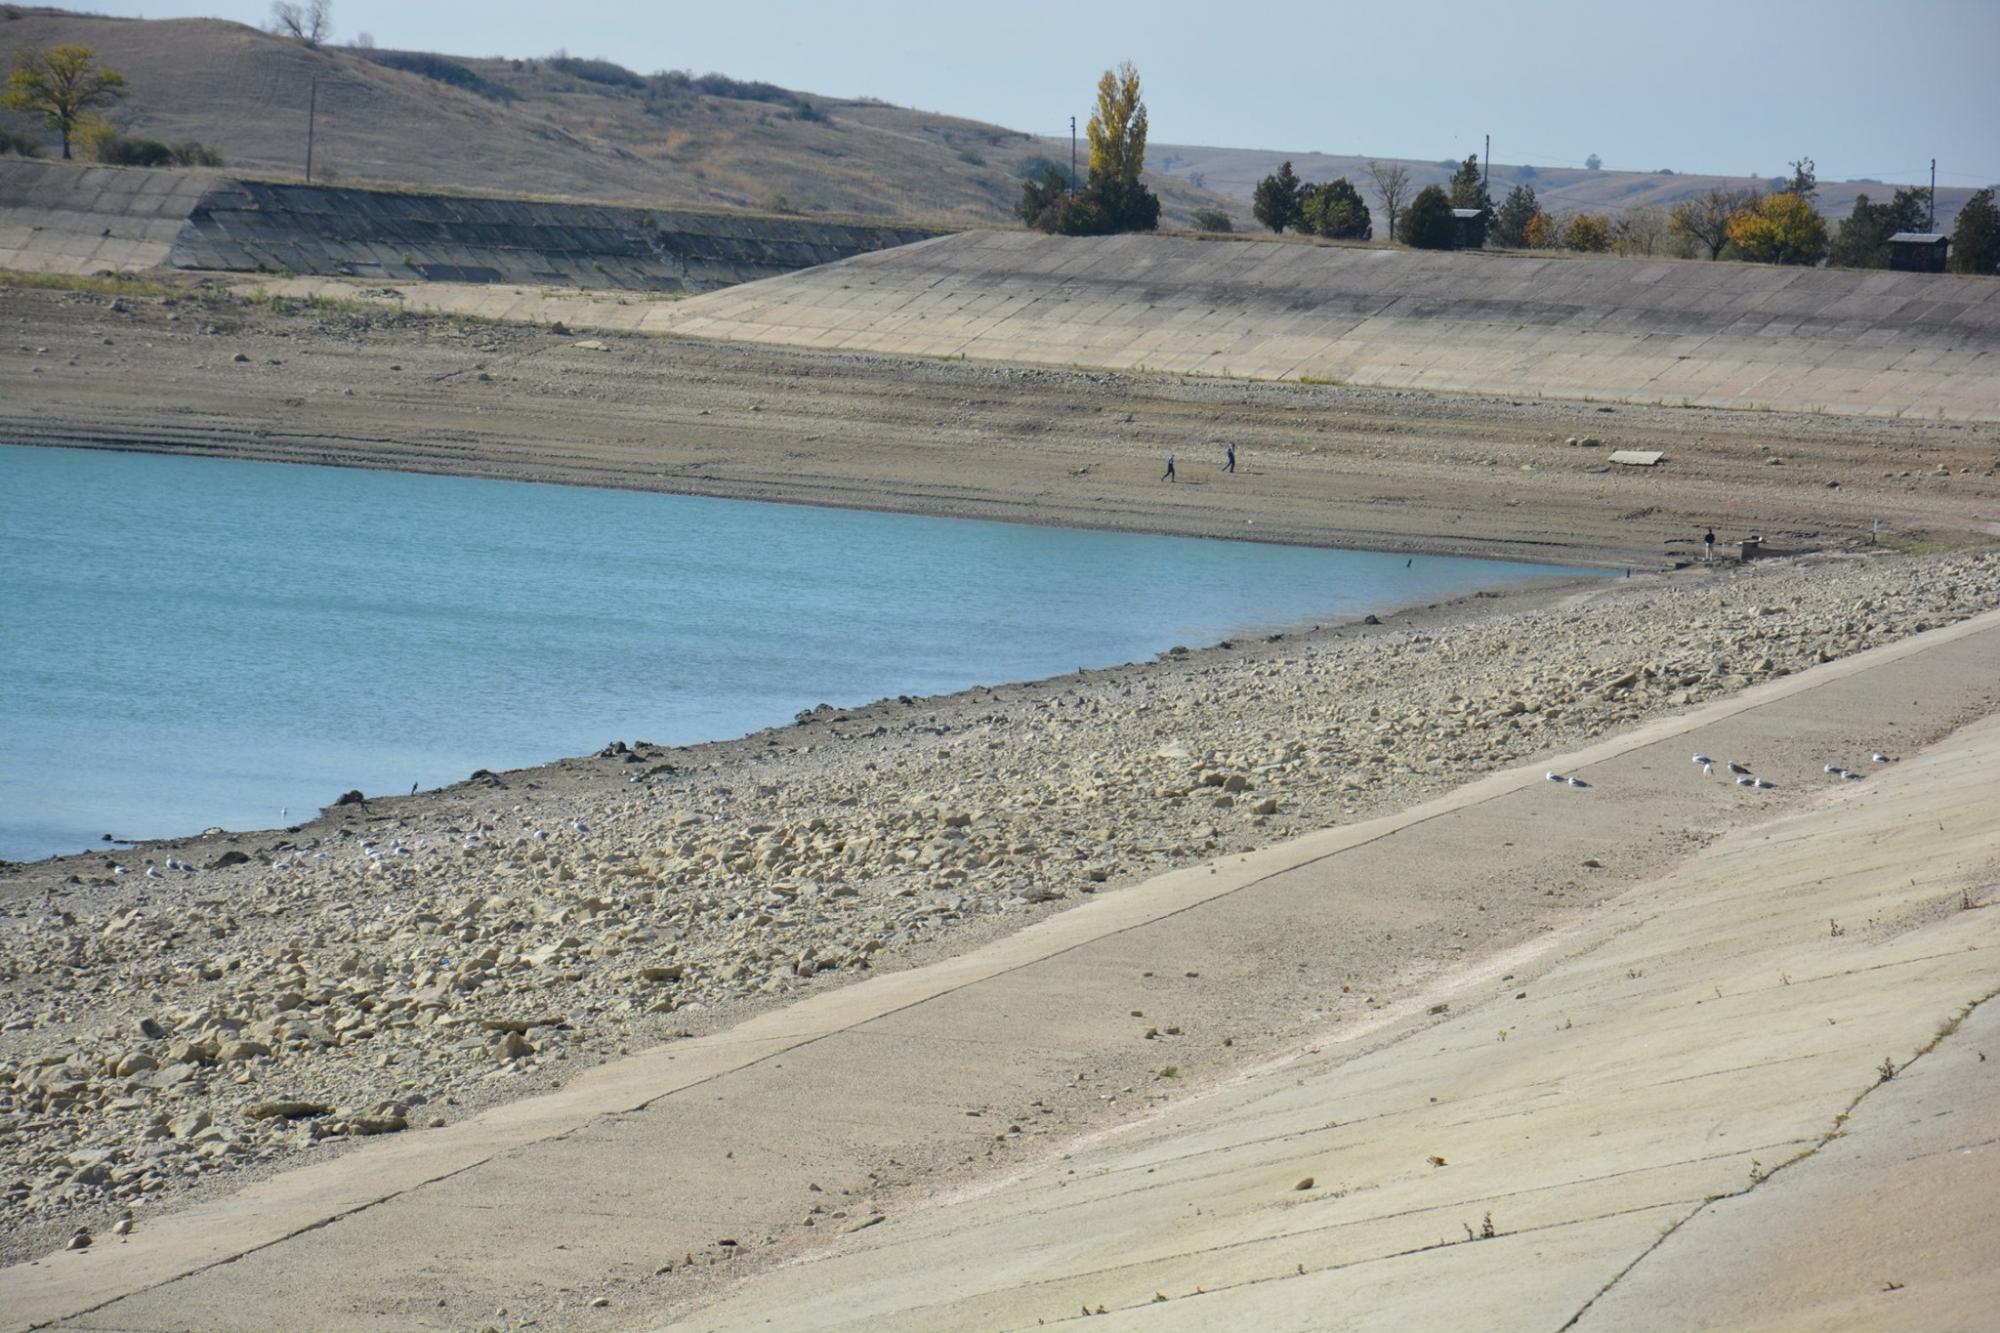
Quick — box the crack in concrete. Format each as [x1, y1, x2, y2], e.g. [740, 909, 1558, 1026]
[1558, 982, 2000, 1331]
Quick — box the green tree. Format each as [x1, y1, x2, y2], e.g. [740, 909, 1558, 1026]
[1298, 176, 1371, 240]
[1780, 156, 1818, 201]
[2, 45, 126, 160]
[1400, 184, 1456, 249]
[1253, 160, 1303, 233]
[1727, 192, 1828, 265]
[1448, 153, 1491, 214]
[1584, 153, 1602, 171]
[1951, 188, 1999, 275]
[1017, 166, 1070, 231]
[1828, 187, 1929, 269]
[1491, 184, 1539, 247]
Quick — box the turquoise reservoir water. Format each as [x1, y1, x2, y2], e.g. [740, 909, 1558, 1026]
[0, 445, 1600, 861]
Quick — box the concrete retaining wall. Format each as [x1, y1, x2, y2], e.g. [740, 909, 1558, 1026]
[648, 230, 2000, 420]
[0, 160, 937, 290]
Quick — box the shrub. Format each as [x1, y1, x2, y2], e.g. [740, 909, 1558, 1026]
[0, 126, 40, 157]
[791, 98, 827, 123]
[1298, 177, 1371, 240]
[692, 72, 796, 105]
[1564, 212, 1611, 251]
[1190, 206, 1232, 232]
[81, 128, 223, 168]
[547, 56, 645, 90]
[1727, 192, 1828, 265]
[361, 49, 518, 103]
[1400, 185, 1456, 249]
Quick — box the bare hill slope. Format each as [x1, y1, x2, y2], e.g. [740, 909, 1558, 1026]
[0, 9, 1235, 226]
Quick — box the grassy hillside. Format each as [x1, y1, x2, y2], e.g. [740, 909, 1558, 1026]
[0, 9, 1240, 226]
[1146, 144, 1982, 235]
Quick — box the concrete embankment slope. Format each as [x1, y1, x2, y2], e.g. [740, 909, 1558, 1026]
[0, 159, 936, 290]
[5, 609, 1997, 1332]
[649, 230, 2000, 420]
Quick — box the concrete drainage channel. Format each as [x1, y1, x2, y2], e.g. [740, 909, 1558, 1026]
[0, 159, 942, 291]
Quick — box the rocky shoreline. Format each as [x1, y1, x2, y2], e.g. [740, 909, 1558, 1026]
[4, 548, 1998, 1262]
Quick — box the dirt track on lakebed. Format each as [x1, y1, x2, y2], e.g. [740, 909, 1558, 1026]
[3, 284, 1998, 567]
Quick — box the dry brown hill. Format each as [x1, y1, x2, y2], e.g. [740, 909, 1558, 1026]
[0, 8, 1238, 226]
[2, 9, 1980, 235]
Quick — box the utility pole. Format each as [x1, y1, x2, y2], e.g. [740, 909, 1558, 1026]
[1483, 133, 1490, 193]
[305, 76, 318, 185]
[1069, 116, 1077, 189]
[1929, 158, 1937, 230]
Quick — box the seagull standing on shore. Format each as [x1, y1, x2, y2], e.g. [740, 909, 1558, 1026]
[1873, 753, 1893, 764]
[1546, 771, 1566, 783]
[1568, 776, 1590, 789]
[144, 864, 162, 879]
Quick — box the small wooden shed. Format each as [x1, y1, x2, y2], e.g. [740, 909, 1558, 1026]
[1887, 232, 1951, 273]
[1451, 208, 1487, 250]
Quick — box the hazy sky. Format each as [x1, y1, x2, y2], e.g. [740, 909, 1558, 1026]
[95, 0, 1999, 187]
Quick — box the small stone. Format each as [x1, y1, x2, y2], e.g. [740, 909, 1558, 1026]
[245, 1100, 330, 1121]
[67, 1229, 92, 1250]
[1294, 1177, 1315, 1191]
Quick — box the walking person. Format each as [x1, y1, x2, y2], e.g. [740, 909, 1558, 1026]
[1703, 528, 1715, 563]
[1162, 453, 1176, 483]
[1222, 444, 1235, 473]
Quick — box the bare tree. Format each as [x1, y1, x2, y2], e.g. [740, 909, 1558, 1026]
[1612, 206, 1669, 256]
[1669, 186, 1758, 260]
[1366, 160, 1410, 242]
[269, 0, 333, 48]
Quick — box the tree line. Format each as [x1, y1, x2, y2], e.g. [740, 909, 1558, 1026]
[1244, 152, 1996, 274]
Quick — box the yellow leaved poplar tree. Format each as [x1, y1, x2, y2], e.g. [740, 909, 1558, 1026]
[1086, 62, 1148, 192]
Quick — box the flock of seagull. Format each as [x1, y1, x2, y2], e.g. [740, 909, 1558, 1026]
[1545, 750, 1894, 794]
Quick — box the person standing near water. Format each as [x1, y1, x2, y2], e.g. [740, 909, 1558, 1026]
[1163, 453, 1176, 483]
[1223, 444, 1235, 473]
[1703, 528, 1715, 563]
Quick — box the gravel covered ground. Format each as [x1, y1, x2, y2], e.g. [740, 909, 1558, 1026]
[5, 548, 1998, 1264]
